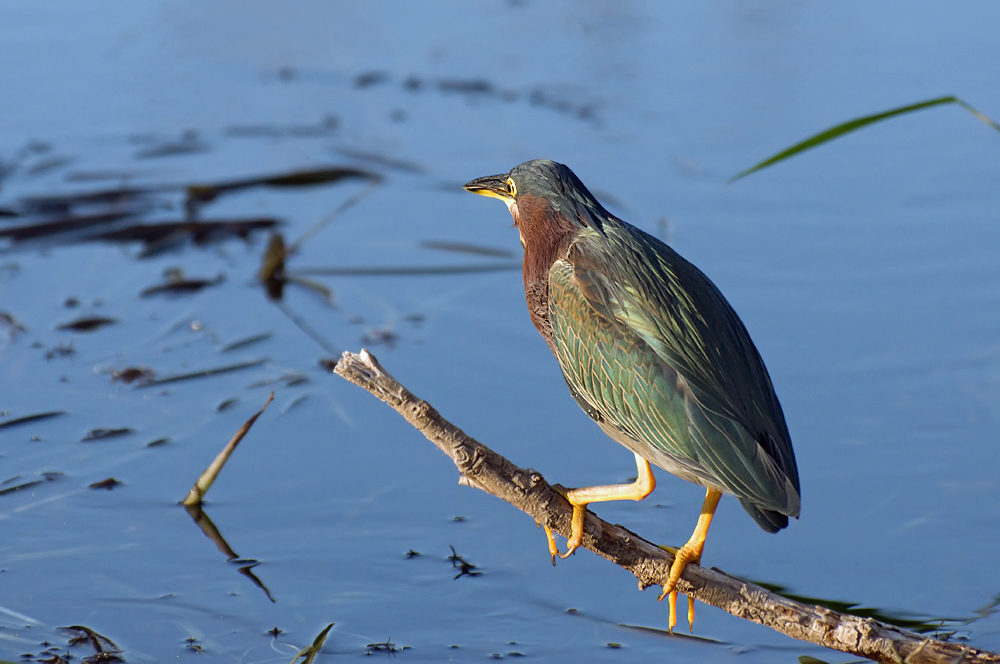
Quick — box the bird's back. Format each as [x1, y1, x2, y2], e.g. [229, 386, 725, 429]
[548, 218, 800, 531]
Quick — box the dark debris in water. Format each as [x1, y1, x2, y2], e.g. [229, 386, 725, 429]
[140, 269, 224, 298]
[224, 114, 339, 138]
[421, 239, 515, 258]
[448, 545, 481, 580]
[81, 427, 133, 442]
[1, 310, 27, 338]
[133, 130, 210, 159]
[57, 316, 117, 333]
[0, 210, 146, 243]
[366, 637, 407, 656]
[295, 262, 520, 277]
[89, 477, 123, 490]
[185, 165, 379, 212]
[97, 218, 281, 258]
[1, 161, 372, 256]
[246, 371, 309, 390]
[361, 325, 398, 348]
[45, 341, 76, 360]
[332, 147, 425, 173]
[110, 366, 155, 384]
[19, 186, 158, 216]
[355, 71, 390, 88]
[0, 410, 65, 430]
[59, 625, 123, 663]
[136, 358, 267, 388]
[354, 71, 600, 123]
[0, 471, 61, 497]
[184, 636, 204, 654]
[216, 398, 239, 412]
[220, 332, 273, 353]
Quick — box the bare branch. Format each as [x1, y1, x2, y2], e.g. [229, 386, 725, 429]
[334, 349, 998, 664]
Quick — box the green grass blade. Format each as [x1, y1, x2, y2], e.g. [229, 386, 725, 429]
[729, 95, 999, 182]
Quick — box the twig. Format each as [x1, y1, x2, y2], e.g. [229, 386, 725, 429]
[334, 349, 999, 664]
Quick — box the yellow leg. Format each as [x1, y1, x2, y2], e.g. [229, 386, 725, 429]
[543, 453, 655, 563]
[658, 487, 723, 631]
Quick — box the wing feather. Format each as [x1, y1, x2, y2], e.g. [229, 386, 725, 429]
[548, 223, 800, 520]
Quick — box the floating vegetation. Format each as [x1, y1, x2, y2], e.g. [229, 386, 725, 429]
[185, 165, 378, 213]
[0, 162, 372, 257]
[448, 545, 481, 580]
[0, 410, 65, 430]
[137, 358, 268, 388]
[81, 427, 133, 442]
[296, 262, 520, 277]
[89, 477, 123, 490]
[224, 114, 339, 139]
[0, 472, 61, 497]
[331, 148, 424, 173]
[0, 310, 27, 338]
[361, 325, 398, 348]
[133, 130, 210, 159]
[420, 239, 515, 258]
[45, 341, 76, 360]
[110, 366, 155, 384]
[56, 316, 117, 332]
[220, 332, 273, 353]
[94, 218, 280, 254]
[352, 71, 600, 123]
[216, 398, 239, 412]
[140, 269, 224, 298]
[365, 637, 399, 656]
[59, 625, 123, 663]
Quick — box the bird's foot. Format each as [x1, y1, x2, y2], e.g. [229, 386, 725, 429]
[540, 503, 586, 564]
[656, 543, 701, 632]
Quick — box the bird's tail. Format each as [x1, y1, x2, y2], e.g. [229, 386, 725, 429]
[739, 498, 789, 533]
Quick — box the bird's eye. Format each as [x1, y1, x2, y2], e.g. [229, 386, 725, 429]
[506, 177, 517, 198]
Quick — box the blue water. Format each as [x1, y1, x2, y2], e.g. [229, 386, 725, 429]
[1, 2, 999, 661]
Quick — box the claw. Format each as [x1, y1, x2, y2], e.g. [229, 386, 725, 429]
[659, 579, 694, 632]
[542, 524, 560, 565]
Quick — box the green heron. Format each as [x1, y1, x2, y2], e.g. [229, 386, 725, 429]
[464, 159, 800, 629]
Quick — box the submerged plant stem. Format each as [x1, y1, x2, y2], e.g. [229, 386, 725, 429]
[181, 392, 274, 506]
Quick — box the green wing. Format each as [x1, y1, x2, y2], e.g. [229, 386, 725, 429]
[548, 223, 800, 527]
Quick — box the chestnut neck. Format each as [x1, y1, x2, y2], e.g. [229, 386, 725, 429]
[513, 193, 579, 353]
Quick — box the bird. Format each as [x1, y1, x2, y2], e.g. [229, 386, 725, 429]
[463, 159, 800, 630]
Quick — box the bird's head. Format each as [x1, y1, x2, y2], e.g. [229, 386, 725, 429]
[463, 159, 609, 248]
